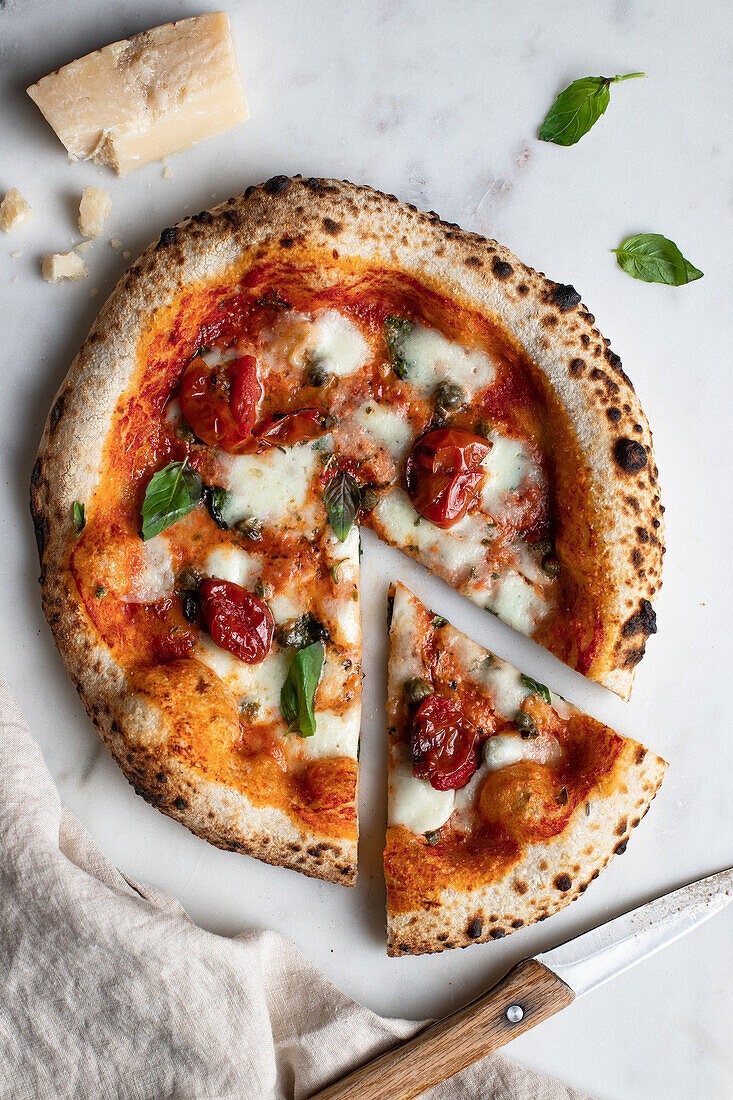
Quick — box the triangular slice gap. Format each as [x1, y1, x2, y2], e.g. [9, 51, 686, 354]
[384, 582, 666, 956]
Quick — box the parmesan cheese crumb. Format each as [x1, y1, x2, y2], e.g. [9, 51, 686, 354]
[76, 239, 93, 253]
[1, 189, 32, 233]
[109, 238, 122, 249]
[11, 250, 23, 259]
[42, 251, 88, 282]
[122, 250, 131, 259]
[163, 167, 173, 179]
[78, 185, 112, 238]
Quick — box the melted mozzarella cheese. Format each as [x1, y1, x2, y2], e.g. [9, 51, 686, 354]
[374, 489, 486, 581]
[353, 403, 414, 460]
[477, 659, 527, 720]
[389, 753, 455, 833]
[124, 535, 173, 603]
[480, 431, 537, 516]
[486, 571, 548, 636]
[484, 732, 561, 770]
[388, 583, 426, 683]
[204, 545, 261, 587]
[306, 310, 370, 377]
[398, 324, 496, 394]
[195, 635, 289, 720]
[219, 443, 318, 527]
[297, 705, 360, 760]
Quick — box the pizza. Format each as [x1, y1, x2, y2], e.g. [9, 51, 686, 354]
[384, 582, 666, 955]
[30, 175, 664, 890]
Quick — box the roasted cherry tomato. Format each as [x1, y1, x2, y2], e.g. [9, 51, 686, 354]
[180, 354, 261, 452]
[411, 694, 479, 791]
[405, 428, 491, 528]
[251, 408, 328, 450]
[201, 578, 274, 664]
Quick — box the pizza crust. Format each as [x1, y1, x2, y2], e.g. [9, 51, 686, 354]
[387, 740, 666, 955]
[31, 176, 664, 882]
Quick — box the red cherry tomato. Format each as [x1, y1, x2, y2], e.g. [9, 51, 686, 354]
[201, 579, 274, 664]
[180, 354, 261, 452]
[251, 408, 328, 450]
[405, 428, 491, 529]
[411, 694, 479, 791]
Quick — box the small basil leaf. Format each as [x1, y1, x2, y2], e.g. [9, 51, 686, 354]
[72, 501, 85, 536]
[384, 316, 415, 379]
[539, 73, 645, 146]
[612, 234, 703, 285]
[205, 485, 230, 529]
[280, 640, 325, 737]
[520, 674, 552, 705]
[324, 470, 361, 542]
[141, 461, 203, 541]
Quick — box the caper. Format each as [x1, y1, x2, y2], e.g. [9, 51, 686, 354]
[239, 699, 260, 721]
[516, 711, 539, 739]
[254, 578, 271, 599]
[542, 552, 561, 579]
[175, 567, 202, 591]
[308, 360, 332, 387]
[359, 487, 379, 512]
[405, 677, 434, 705]
[433, 380, 465, 411]
[424, 830, 441, 846]
[476, 419, 493, 438]
[234, 515, 262, 541]
[176, 418, 197, 444]
[277, 613, 329, 650]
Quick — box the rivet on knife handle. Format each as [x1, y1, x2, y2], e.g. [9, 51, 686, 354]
[307, 958, 575, 1100]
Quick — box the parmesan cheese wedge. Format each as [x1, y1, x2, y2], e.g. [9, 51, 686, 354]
[26, 13, 248, 176]
[78, 186, 112, 238]
[0, 189, 32, 233]
[42, 251, 87, 283]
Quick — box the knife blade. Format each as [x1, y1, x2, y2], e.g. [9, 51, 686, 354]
[537, 866, 733, 998]
[308, 867, 733, 1100]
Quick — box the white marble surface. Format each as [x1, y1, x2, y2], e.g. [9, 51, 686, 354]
[1, 1, 732, 1096]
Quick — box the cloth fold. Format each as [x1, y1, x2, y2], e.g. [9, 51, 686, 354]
[0, 678, 589, 1099]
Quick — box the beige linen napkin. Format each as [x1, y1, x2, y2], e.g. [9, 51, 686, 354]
[0, 679, 590, 1100]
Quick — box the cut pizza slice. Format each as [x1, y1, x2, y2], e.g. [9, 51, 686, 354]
[384, 582, 666, 955]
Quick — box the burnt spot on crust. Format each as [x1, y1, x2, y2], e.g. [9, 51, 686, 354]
[615, 817, 628, 836]
[193, 211, 214, 226]
[568, 357, 585, 377]
[554, 873, 572, 892]
[492, 258, 513, 279]
[155, 771, 167, 783]
[614, 437, 648, 473]
[614, 837, 629, 855]
[489, 927, 506, 940]
[264, 175, 292, 195]
[547, 282, 581, 313]
[156, 227, 179, 249]
[280, 237, 296, 249]
[606, 406, 622, 422]
[49, 389, 67, 433]
[322, 217, 341, 236]
[622, 646, 646, 669]
[465, 255, 483, 268]
[466, 916, 483, 939]
[622, 599, 657, 638]
[437, 932, 449, 942]
[173, 796, 188, 811]
[511, 919, 524, 929]
[513, 879, 528, 894]
[635, 746, 647, 765]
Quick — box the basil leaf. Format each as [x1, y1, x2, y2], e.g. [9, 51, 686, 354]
[141, 461, 203, 541]
[72, 501, 85, 536]
[324, 470, 361, 542]
[539, 73, 645, 146]
[280, 640, 325, 737]
[205, 484, 230, 529]
[520, 674, 552, 704]
[612, 234, 703, 285]
[384, 316, 415, 379]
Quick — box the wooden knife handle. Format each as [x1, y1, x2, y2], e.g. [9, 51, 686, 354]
[308, 958, 574, 1100]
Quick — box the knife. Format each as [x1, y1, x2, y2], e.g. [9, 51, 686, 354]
[309, 867, 732, 1100]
